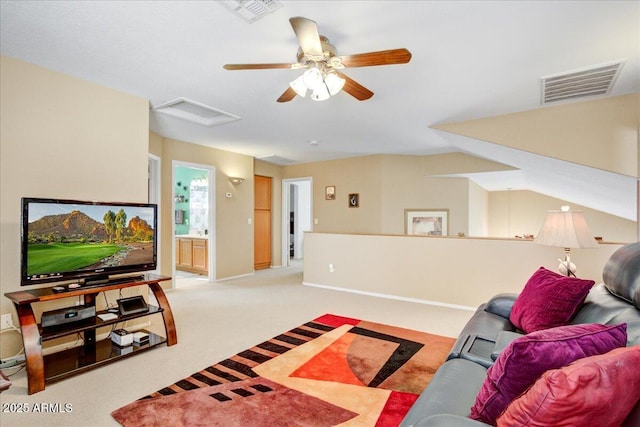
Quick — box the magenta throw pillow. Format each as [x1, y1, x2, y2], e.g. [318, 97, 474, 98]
[509, 267, 595, 333]
[469, 323, 627, 426]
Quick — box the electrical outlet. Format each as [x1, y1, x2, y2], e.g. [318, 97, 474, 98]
[1, 314, 12, 330]
[329, 264, 335, 273]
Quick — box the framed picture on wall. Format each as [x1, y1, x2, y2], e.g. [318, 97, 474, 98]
[404, 209, 448, 236]
[348, 193, 359, 208]
[325, 185, 336, 200]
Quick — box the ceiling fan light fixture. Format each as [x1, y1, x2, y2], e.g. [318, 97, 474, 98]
[302, 68, 324, 90]
[289, 75, 308, 97]
[324, 72, 345, 96]
[310, 85, 330, 101]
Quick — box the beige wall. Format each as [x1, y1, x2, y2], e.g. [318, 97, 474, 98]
[283, 153, 635, 241]
[150, 135, 255, 281]
[489, 190, 637, 243]
[468, 180, 489, 236]
[283, 153, 511, 237]
[285, 155, 384, 234]
[0, 55, 150, 357]
[303, 233, 622, 308]
[434, 94, 640, 178]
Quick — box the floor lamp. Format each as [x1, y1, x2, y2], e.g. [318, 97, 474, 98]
[534, 206, 599, 277]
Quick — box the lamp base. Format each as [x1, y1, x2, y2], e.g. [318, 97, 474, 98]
[558, 252, 576, 277]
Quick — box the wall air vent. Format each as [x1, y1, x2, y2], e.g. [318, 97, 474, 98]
[152, 98, 240, 127]
[541, 60, 625, 104]
[258, 155, 298, 165]
[220, 0, 283, 23]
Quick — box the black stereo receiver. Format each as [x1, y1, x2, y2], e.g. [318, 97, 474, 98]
[41, 305, 96, 328]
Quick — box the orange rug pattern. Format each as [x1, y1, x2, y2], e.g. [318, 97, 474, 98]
[112, 314, 454, 426]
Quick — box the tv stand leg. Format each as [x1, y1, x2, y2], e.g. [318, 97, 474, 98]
[83, 294, 97, 345]
[148, 282, 177, 346]
[14, 303, 45, 394]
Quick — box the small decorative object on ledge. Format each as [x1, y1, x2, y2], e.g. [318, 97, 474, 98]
[348, 193, 359, 208]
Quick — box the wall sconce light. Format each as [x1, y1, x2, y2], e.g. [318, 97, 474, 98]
[229, 177, 245, 185]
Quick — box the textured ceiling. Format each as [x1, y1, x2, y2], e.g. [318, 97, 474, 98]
[1, 1, 638, 219]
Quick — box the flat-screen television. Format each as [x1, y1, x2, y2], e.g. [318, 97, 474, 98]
[21, 197, 157, 287]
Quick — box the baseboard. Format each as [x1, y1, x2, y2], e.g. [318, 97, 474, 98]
[302, 282, 476, 312]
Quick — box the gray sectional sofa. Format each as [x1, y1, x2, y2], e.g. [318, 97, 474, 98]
[401, 242, 640, 427]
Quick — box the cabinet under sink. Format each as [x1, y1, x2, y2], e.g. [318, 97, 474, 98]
[175, 236, 208, 275]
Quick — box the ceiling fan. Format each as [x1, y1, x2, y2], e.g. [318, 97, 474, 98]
[223, 17, 412, 102]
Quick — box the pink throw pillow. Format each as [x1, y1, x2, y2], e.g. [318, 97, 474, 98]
[509, 267, 594, 333]
[469, 323, 627, 425]
[497, 346, 640, 427]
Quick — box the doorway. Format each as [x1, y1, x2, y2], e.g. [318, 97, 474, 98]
[172, 161, 215, 286]
[281, 177, 312, 268]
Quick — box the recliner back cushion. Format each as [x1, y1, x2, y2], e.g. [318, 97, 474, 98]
[603, 242, 640, 308]
[571, 284, 640, 346]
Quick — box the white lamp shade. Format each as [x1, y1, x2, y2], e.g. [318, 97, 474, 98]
[324, 73, 345, 96]
[302, 68, 324, 90]
[310, 84, 330, 101]
[289, 75, 307, 97]
[534, 210, 598, 248]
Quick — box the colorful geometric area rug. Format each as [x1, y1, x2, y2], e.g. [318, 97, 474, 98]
[111, 314, 455, 426]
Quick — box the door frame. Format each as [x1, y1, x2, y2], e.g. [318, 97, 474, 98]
[281, 177, 313, 268]
[172, 160, 216, 285]
[148, 154, 161, 275]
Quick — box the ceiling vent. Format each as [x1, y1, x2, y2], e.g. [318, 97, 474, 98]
[152, 98, 240, 127]
[541, 60, 624, 104]
[258, 155, 298, 165]
[220, 0, 283, 23]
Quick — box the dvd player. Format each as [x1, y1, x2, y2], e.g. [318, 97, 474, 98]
[41, 305, 96, 328]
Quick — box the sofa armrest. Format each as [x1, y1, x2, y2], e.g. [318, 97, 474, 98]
[485, 293, 518, 320]
[413, 414, 490, 427]
[490, 330, 524, 361]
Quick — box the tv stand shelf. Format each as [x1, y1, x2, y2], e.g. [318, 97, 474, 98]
[4, 274, 176, 394]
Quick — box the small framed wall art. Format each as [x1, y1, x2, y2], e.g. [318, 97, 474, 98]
[325, 185, 336, 200]
[348, 193, 359, 208]
[405, 209, 449, 236]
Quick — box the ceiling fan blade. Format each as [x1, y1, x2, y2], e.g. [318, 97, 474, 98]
[277, 87, 297, 103]
[339, 48, 412, 67]
[336, 72, 374, 101]
[223, 63, 297, 70]
[289, 17, 323, 59]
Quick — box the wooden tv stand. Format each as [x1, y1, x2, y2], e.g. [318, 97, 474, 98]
[4, 274, 176, 394]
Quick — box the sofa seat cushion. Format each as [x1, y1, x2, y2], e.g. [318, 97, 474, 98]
[509, 267, 595, 333]
[497, 346, 640, 427]
[470, 323, 627, 425]
[399, 358, 487, 427]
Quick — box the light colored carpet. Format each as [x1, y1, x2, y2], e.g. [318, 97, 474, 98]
[0, 262, 473, 426]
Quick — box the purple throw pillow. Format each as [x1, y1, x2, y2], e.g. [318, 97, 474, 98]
[469, 323, 627, 426]
[509, 267, 595, 333]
